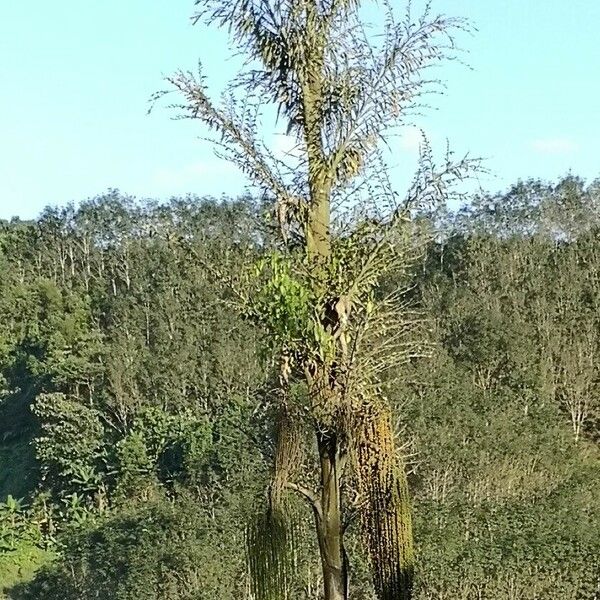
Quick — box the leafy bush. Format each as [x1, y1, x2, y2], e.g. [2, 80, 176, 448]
[33, 393, 106, 498]
[0, 496, 41, 552]
[7, 495, 248, 600]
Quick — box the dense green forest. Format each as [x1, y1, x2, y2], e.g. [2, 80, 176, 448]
[1, 176, 599, 598]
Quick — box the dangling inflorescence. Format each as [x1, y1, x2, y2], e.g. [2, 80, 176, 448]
[353, 402, 414, 600]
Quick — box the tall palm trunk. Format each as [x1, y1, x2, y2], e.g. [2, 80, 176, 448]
[305, 86, 344, 595]
[315, 431, 348, 600]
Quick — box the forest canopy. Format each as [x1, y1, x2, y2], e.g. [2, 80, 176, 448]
[1, 175, 599, 599]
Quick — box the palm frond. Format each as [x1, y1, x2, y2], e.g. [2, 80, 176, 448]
[246, 508, 297, 600]
[272, 402, 305, 505]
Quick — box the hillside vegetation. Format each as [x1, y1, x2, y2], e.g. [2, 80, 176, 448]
[1, 176, 599, 598]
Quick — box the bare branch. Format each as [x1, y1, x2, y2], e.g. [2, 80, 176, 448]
[285, 481, 322, 517]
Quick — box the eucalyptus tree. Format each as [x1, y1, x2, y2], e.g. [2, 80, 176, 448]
[162, 2, 474, 599]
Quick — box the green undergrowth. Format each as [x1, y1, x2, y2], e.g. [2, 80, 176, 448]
[0, 440, 38, 504]
[0, 541, 54, 599]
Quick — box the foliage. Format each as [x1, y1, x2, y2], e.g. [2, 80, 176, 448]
[33, 393, 106, 497]
[0, 497, 41, 553]
[0, 495, 52, 600]
[1, 177, 600, 598]
[114, 407, 212, 497]
[7, 495, 248, 600]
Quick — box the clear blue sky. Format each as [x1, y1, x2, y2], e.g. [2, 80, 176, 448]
[1, 1, 599, 220]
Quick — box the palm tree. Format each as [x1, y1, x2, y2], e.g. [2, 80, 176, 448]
[163, 2, 473, 598]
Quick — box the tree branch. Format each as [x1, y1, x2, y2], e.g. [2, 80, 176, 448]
[285, 481, 322, 517]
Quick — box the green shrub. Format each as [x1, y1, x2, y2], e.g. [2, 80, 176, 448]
[7, 495, 248, 600]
